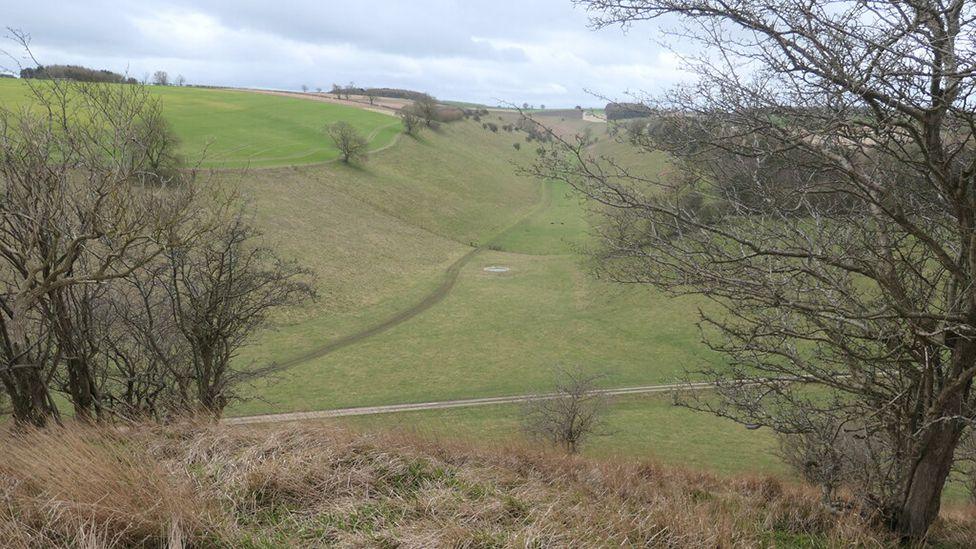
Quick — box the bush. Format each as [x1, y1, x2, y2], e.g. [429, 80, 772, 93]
[521, 367, 608, 454]
[401, 110, 424, 136]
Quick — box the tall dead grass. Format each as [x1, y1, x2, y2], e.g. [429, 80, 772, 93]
[0, 421, 972, 547]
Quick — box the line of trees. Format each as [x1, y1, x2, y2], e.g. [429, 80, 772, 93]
[17, 65, 186, 87]
[151, 71, 186, 86]
[0, 56, 313, 426]
[20, 64, 137, 84]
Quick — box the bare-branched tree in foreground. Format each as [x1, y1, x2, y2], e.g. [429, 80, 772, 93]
[163, 205, 314, 416]
[527, 0, 976, 538]
[521, 368, 608, 454]
[0, 56, 197, 424]
[0, 31, 314, 424]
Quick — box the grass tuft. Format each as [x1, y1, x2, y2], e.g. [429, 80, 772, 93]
[1, 421, 973, 547]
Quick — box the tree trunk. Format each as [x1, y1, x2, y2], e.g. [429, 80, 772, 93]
[2, 361, 57, 428]
[66, 355, 100, 422]
[50, 292, 102, 421]
[195, 343, 223, 418]
[895, 392, 967, 538]
[896, 423, 962, 538]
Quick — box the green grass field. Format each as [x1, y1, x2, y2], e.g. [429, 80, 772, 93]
[0, 79, 401, 168]
[226, 129, 717, 416]
[338, 393, 787, 477]
[0, 81, 789, 482]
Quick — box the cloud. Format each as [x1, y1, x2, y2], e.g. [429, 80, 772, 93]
[1, 0, 689, 107]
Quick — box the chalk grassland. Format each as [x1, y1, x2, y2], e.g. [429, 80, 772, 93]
[0, 79, 401, 168]
[227, 120, 542, 373]
[0, 82, 777, 483]
[228, 121, 717, 417]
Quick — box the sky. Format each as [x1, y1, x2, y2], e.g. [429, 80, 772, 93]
[0, 0, 687, 107]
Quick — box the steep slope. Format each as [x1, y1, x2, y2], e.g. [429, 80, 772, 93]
[5, 422, 968, 548]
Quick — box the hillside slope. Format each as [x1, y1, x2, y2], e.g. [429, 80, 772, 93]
[229, 119, 541, 372]
[5, 422, 972, 547]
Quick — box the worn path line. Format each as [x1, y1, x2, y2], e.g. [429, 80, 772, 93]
[270, 180, 552, 370]
[272, 246, 483, 369]
[224, 382, 712, 425]
[224, 377, 814, 425]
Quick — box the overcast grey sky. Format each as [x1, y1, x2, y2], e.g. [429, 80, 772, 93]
[1, 0, 686, 107]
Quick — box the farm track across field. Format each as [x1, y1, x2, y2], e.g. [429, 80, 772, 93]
[224, 382, 708, 424]
[268, 180, 554, 371]
[225, 376, 810, 424]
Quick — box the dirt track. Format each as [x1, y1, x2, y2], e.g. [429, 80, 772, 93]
[223, 382, 717, 424]
[269, 180, 553, 370]
[224, 377, 810, 425]
[271, 246, 482, 369]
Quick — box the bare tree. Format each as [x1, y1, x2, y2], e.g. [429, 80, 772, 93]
[365, 89, 377, 105]
[301, 84, 308, 93]
[521, 368, 608, 454]
[411, 94, 440, 128]
[526, 0, 976, 539]
[163, 206, 314, 416]
[0, 40, 198, 425]
[151, 70, 169, 86]
[327, 121, 369, 164]
[130, 106, 185, 185]
[400, 109, 424, 136]
[99, 265, 193, 420]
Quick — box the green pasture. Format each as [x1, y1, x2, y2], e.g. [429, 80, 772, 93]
[0, 79, 401, 168]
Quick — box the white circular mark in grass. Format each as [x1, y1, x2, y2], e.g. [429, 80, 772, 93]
[483, 265, 510, 273]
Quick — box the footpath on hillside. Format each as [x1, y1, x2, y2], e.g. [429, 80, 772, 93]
[270, 180, 553, 370]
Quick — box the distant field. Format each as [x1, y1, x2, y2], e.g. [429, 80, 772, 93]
[0, 79, 401, 168]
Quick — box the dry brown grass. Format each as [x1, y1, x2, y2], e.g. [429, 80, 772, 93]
[0, 421, 973, 548]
